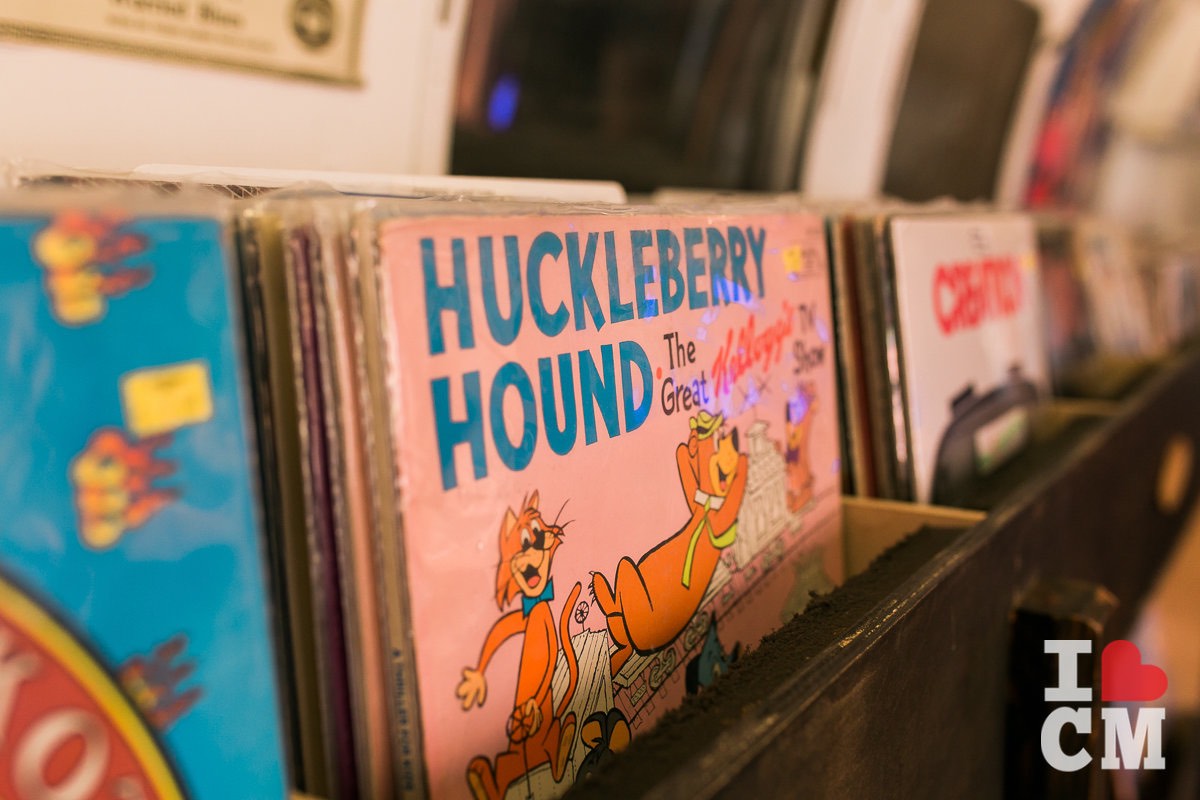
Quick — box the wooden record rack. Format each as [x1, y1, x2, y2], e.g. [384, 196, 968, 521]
[562, 346, 1200, 800]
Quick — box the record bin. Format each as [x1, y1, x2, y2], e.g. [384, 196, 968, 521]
[561, 346, 1200, 799]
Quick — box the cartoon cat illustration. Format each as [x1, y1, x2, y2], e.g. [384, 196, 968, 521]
[784, 383, 818, 512]
[70, 428, 178, 549]
[591, 411, 748, 675]
[32, 211, 150, 326]
[457, 491, 583, 800]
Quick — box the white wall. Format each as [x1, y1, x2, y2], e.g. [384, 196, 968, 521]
[1096, 131, 1200, 236]
[0, 0, 468, 174]
[1095, 0, 1200, 235]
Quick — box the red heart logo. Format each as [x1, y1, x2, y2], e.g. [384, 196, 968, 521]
[1101, 640, 1168, 702]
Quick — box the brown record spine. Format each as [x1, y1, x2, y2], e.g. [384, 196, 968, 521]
[877, 216, 916, 501]
[852, 217, 900, 499]
[827, 215, 875, 496]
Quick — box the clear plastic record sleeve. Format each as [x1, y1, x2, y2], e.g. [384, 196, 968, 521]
[234, 208, 309, 781]
[354, 199, 844, 799]
[350, 198, 429, 798]
[239, 198, 397, 800]
[0, 188, 289, 798]
[236, 205, 333, 795]
[883, 212, 1050, 506]
[2, 159, 628, 205]
[238, 197, 387, 800]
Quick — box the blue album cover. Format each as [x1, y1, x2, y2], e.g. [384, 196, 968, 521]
[0, 205, 287, 799]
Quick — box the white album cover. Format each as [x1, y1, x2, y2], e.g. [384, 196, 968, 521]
[889, 214, 1049, 505]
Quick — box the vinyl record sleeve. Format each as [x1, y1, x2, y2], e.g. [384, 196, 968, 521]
[236, 207, 332, 795]
[1074, 219, 1161, 359]
[235, 198, 416, 799]
[0, 193, 289, 799]
[1036, 219, 1097, 394]
[852, 213, 911, 500]
[233, 209, 311, 787]
[824, 213, 873, 496]
[308, 201, 395, 799]
[364, 203, 844, 799]
[887, 213, 1050, 506]
[1151, 247, 1200, 350]
[1035, 217, 1158, 400]
[264, 210, 369, 800]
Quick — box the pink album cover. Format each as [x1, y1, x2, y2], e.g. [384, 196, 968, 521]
[375, 207, 843, 800]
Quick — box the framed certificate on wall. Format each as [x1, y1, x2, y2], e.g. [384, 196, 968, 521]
[0, 0, 365, 84]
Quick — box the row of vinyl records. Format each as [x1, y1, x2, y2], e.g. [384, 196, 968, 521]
[0, 164, 1196, 800]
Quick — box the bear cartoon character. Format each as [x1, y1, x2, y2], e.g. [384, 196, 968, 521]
[784, 383, 818, 513]
[591, 410, 748, 676]
[32, 211, 150, 325]
[70, 428, 178, 549]
[456, 491, 582, 800]
[118, 635, 202, 731]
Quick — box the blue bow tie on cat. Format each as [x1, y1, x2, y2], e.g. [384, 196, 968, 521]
[522, 578, 555, 617]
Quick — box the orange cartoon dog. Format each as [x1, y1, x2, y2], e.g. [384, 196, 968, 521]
[591, 411, 748, 675]
[70, 428, 178, 549]
[457, 492, 582, 800]
[784, 384, 818, 512]
[32, 211, 150, 325]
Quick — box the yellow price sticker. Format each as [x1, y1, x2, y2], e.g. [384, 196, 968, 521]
[120, 361, 214, 437]
[783, 245, 806, 276]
